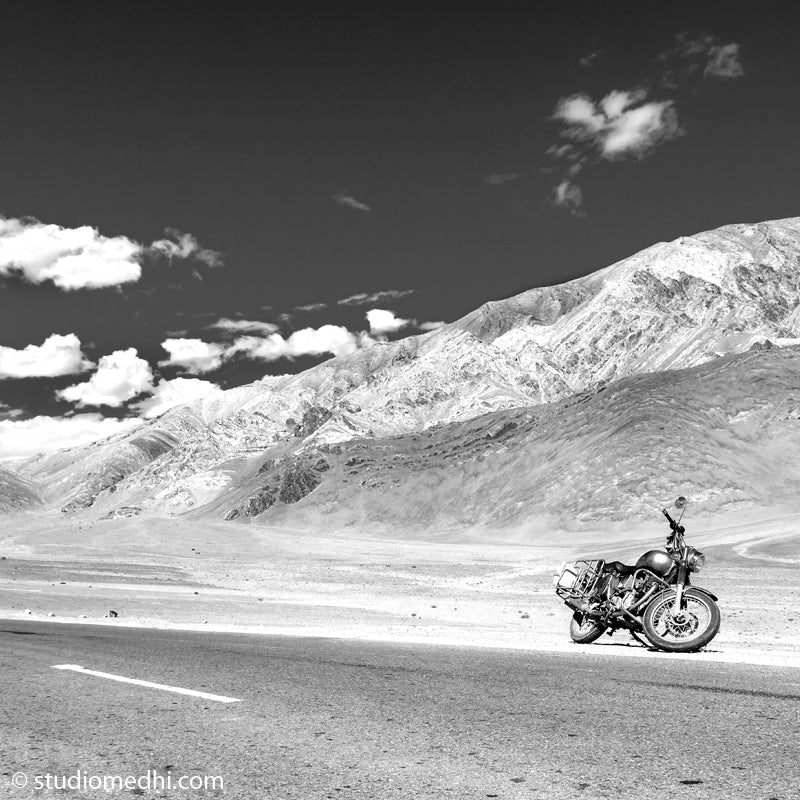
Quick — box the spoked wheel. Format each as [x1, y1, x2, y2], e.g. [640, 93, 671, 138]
[642, 588, 720, 652]
[569, 610, 607, 644]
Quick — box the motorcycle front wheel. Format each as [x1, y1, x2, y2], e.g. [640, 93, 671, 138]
[642, 588, 720, 652]
[569, 611, 607, 644]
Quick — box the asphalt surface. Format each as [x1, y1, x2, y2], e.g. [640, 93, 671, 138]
[1, 621, 798, 800]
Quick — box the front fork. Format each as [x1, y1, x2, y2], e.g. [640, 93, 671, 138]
[671, 563, 688, 615]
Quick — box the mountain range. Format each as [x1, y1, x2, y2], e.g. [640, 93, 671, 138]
[5, 217, 800, 531]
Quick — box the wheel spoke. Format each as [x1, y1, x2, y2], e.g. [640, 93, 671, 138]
[651, 597, 712, 643]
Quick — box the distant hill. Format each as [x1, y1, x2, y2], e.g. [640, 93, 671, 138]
[6, 217, 800, 529]
[0, 467, 43, 512]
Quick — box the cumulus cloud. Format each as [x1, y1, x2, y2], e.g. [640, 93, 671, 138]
[659, 34, 744, 84]
[0, 216, 222, 290]
[552, 179, 585, 215]
[547, 35, 743, 214]
[207, 317, 279, 336]
[230, 325, 362, 362]
[483, 173, 522, 185]
[0, 217, 143, 290]
[133, 377, 220, 419]
[704, 42, 744, 80]
[150, 228, 223, 268]
[57, 348, 154, 407]
[159, 338, 227, 374]
[0, 414, 141, 460]
[0, 402, 23, 419]
[0, 333, 93, 379]
[552, 89, 680, 161]
[366, 309, 413, 335]
[338, 289, 415, 306]
[332, 192, 371, 212]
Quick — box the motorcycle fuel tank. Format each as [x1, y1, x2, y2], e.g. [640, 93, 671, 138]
[635, 549, 675, 577]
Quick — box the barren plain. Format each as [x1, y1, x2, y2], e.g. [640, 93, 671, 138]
[2, 508, 798, 668]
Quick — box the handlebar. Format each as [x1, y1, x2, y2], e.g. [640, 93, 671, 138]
[661, 508, 685, 536]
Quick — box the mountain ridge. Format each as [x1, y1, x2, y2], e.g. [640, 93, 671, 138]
[5, 216, 800, 527]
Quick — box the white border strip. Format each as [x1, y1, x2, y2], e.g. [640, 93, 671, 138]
[52, 664, 242, 703]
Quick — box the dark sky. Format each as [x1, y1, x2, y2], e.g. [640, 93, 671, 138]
[1, 1, 799, 445]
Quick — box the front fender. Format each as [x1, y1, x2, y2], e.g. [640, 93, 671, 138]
[689, 587, 718, 602]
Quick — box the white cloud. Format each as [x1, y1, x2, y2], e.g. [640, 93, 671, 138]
[483, 173, 522, 185]
[338, 289, 415, 306]
[332, 192, 371, 212]
[0, 414, 140, 460]
[57, 348, 154, 407]
[418, 321, 446, 331]
[659, 35, 745, 84]
[0, 402, 23, 419]
[133, 377, 220, 419]
[207, 317, 279, 335]
[0, 217, 142, 290]
[227, 333, 289, 361]
[0, 333, 93, 379]
[230, 325, 362, 361]
[552, 90, 680, 160]
[366, 309, 413, 335]
[704, 42, 744, 80]
[293, 302, 328, 312]
[287, 326, 361, 357]
[159, 338, 227, 374]
[0, 217, 222, 290]
[150, 228, 223, 267]
[552, 180, 584, 215]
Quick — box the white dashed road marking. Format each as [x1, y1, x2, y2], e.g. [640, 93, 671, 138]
[51, 664, 242, 703]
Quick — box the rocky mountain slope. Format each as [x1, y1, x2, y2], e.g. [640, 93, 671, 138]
[213, 345, 800, 532]
[6, 217, 800, 527]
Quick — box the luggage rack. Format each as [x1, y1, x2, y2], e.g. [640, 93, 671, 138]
[553, 559, 606, 603]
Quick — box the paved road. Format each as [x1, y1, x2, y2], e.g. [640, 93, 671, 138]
[1, 621, 798, 799]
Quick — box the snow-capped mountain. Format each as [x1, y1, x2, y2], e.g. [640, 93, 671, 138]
[6, 217, 800, 524]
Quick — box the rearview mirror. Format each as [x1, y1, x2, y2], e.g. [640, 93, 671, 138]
[675, 496, 688, 509]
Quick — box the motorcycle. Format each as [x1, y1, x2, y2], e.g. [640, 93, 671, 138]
[553, 496, 721, 653]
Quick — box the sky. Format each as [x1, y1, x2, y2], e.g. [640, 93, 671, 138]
[1, 1, 799, 457]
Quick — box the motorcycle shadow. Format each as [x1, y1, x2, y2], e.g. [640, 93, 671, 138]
[587, 635, 723, 655]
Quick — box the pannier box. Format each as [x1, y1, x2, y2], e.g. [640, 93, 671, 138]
[553, 559, 606, 605]
[553, 562, 578, 589]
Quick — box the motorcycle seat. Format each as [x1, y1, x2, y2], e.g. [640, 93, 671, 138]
[605, 561, 637, 577]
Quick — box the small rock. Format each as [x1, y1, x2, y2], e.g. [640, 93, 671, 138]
[48, 612, 56, 618]
[520, 613, 530, 619]
[24, 608, 32, 615]
[106, 610, 119, 618]
[80, 615, 88, 619]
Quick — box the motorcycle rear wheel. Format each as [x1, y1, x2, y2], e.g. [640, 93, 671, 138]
[642, 588, 720, 652]
[569, 611, 607, 644]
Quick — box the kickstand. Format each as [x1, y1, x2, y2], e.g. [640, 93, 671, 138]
[630, 630, 649, 648]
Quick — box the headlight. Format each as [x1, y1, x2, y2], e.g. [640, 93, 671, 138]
[687, 549, 705, 572]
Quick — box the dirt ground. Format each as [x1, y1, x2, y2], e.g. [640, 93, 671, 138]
[0, 509, 798, 667]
